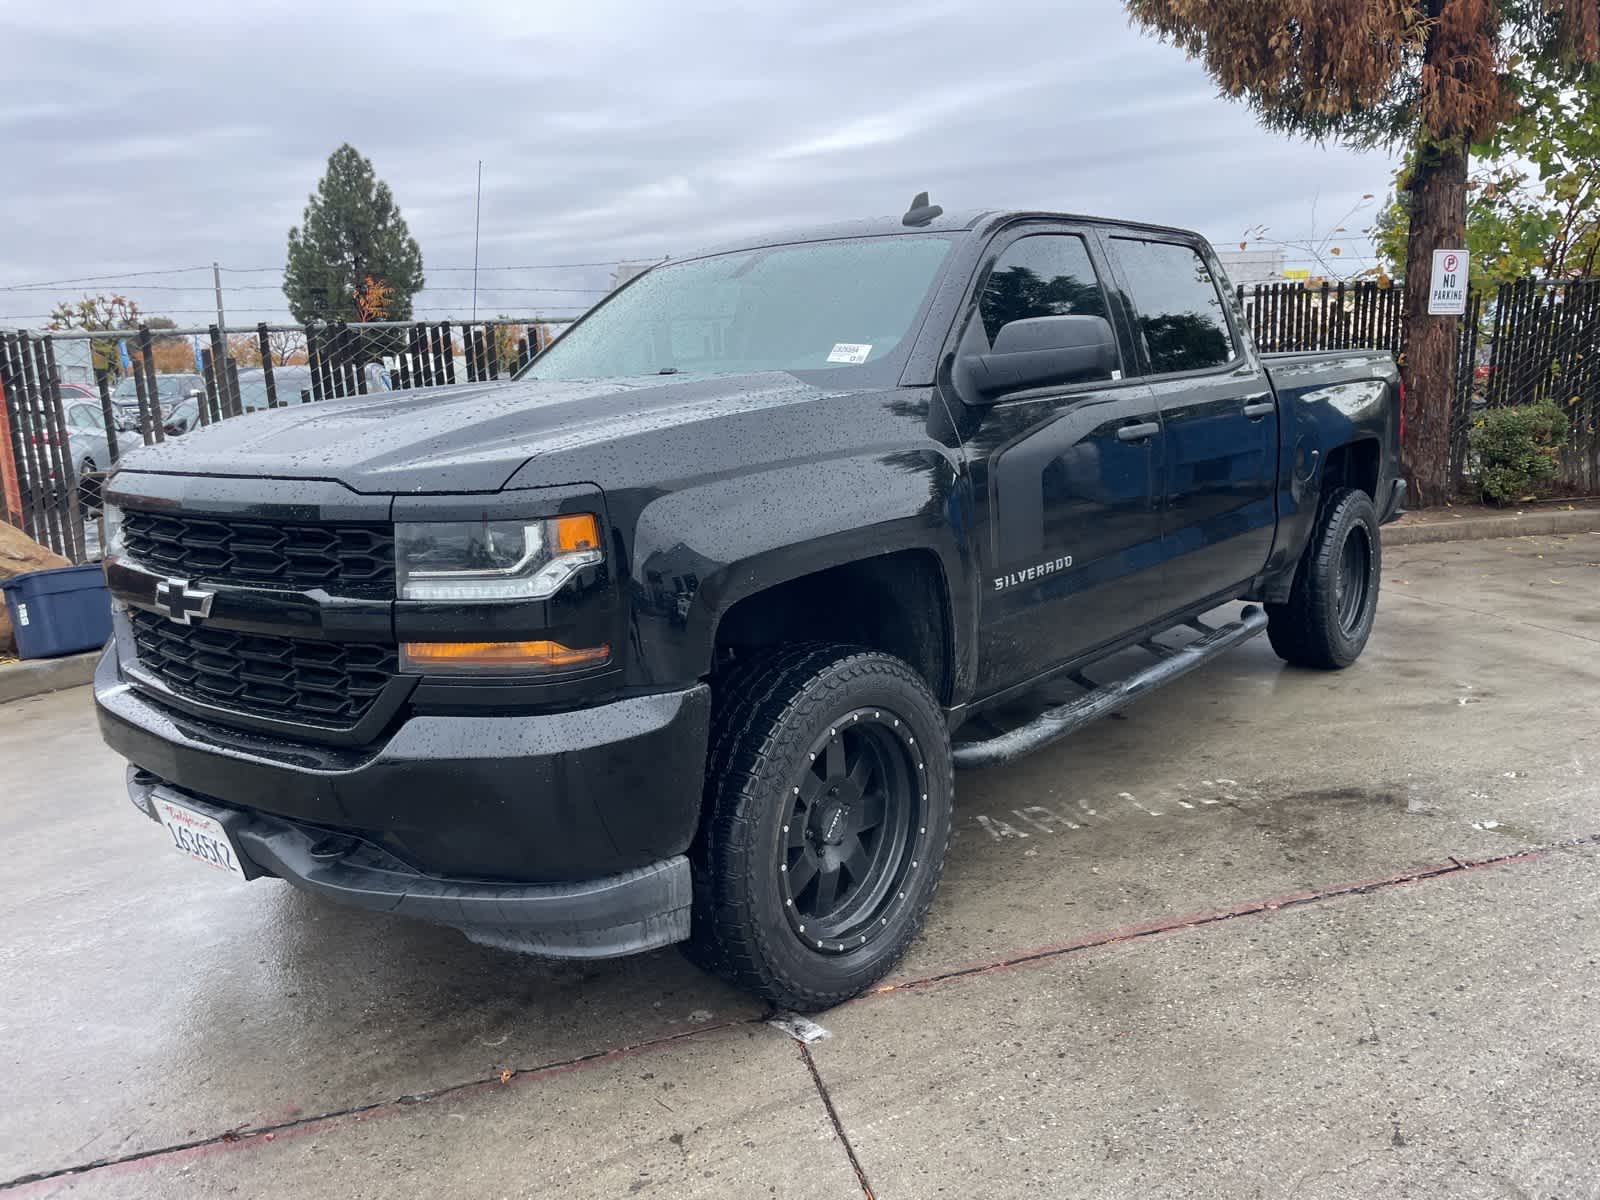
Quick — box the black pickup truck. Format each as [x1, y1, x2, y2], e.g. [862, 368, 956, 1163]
[95, 197, 1403, 1010]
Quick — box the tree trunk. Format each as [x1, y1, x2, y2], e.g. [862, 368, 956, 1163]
[1399, 143, 1469, 507]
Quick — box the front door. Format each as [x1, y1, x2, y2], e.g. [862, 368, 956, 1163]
[963, 229, 1170, 697]
[1107, 236, 1278, 604]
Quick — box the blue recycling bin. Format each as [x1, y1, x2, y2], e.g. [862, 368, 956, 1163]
[2, 564, 113, 659]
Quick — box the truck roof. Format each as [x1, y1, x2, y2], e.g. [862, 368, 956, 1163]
[689, 207, 1207, 261]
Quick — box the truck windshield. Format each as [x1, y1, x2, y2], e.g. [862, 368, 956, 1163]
[525, 234, 956, 382]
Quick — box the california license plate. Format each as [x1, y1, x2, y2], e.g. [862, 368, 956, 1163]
[153, 795, 247, 880]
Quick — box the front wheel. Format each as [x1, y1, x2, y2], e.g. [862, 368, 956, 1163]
[688, 644, 954, 1011]
[1267, 486, 1381, 669]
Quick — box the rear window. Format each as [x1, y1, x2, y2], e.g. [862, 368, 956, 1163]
[157, 376, 198, 399]
[1112, 238, 1236, 374]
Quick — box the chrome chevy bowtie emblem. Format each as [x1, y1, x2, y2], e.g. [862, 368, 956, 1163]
[151, 577, 214, 625]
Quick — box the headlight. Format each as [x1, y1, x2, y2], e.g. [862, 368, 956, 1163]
[102, 501, 125, 560]
[395, 514, 603, 601]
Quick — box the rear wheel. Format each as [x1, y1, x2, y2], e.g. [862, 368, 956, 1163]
[688, 644, 953, 1011]
[1267, 486, 1381, 669]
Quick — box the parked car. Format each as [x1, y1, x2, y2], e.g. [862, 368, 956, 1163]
[111, 373, 205, 429]
[161, 396, 201, 437]
[163, 367, 318, 434]
[17, 399, 128, 477]
[62, 399, 129, 475]
[236, 363, 390, 403]
[96, 199, 1404, 1010]
[236, 365, 316, 409]
[57, 381, 101, 404]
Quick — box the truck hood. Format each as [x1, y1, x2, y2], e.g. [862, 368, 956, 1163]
[114, 373, 832, 494]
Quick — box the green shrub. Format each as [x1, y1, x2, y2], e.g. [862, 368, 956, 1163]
[1469, 401, 1570, 504]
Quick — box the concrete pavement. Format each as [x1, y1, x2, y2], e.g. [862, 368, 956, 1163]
[2, 531, 1597, 1198]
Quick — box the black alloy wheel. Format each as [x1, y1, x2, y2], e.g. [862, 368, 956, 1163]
[781, 709, 924, 954]
[1335, 523, 1373, 637]
[689, 644, 955, 1011]
[1266, 486, 1382, 669]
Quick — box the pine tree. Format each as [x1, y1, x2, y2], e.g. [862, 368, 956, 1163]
[1124, 0, 1599, 506]
[284, 145, 425, 326]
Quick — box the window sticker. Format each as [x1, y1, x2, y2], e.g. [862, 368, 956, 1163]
[826, 343, 873, 365]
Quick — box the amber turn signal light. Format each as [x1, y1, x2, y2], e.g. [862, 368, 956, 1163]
[401, 639, 610, 673]
[552, 512, 600, 554]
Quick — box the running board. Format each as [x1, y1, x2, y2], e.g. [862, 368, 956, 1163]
[952, 605, 1268, 770]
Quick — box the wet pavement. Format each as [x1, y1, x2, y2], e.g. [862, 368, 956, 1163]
[2, 532, 1597, 1198]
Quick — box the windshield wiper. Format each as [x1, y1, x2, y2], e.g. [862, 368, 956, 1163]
[656, 367, 681, 375]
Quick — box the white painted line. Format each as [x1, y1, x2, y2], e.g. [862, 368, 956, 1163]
[977, 814, 1029, 840]
[1119, 791, 1163, 817]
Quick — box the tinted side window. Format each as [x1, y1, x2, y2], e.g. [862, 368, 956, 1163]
[1113, 238, 1235, 374]
[979, 235, 1109, 343]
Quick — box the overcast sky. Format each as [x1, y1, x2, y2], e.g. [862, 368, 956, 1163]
[0, 0, 1397, 329]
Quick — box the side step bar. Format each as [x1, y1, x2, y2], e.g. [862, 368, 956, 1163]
[952, 605, 1268, 770]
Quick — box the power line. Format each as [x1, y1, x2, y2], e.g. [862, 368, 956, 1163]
[217, 260, 649, 273]
[6, 282, 607, 294]
[4, 258, 660, 291]
[0, 265, 214, 291]
[2, 307, 594, 327]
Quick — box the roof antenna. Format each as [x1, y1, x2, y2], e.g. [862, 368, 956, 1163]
[902, 191, 943, 227]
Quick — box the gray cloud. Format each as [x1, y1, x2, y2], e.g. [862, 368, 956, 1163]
[0, 0, 1394, 327]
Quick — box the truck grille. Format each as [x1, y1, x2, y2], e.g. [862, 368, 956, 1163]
[121, 509, 394, 593]
[129, 609, 397, 728]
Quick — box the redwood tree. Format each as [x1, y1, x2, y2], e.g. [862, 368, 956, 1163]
[1124, 0, 1598, 506]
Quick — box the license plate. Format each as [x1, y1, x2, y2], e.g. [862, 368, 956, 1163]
[153, 795, 247, 880]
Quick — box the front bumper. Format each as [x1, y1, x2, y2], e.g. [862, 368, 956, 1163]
[128, 774, 692, 958]
[96, 646, 711, 955]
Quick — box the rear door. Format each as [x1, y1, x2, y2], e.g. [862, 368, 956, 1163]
[1106, 236, 1277, 605]
[964, 227, 1170, 697]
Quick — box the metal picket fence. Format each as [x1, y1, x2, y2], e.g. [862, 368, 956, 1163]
[1236, 278, 1600, 495]
[0, 316, 569, 562]
[1468, 278, 1600, 495]
[1235, 280, 1405, 355]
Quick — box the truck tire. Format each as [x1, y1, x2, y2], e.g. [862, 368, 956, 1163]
[1267, 486, 1381, 669]
[688, 644, 954, 1011]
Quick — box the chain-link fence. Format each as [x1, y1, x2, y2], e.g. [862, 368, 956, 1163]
[0, 316, 569, 562]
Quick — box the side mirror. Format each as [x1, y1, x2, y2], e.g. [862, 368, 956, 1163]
[956, 314, 1119, 404]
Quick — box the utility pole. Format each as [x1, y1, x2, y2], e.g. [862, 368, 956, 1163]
[212, 261, 227, 346]
[212, 261, 236, 415]
[471, 161, 482, 323]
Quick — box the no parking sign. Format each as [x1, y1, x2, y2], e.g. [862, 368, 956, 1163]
[1429, 249, 1469, 315]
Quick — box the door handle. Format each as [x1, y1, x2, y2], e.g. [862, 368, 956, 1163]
[1116, 421, 1160, 443]
[1242, 401, 1276, 419]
